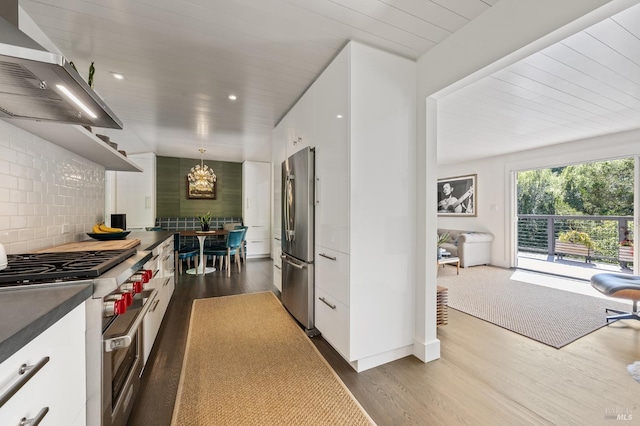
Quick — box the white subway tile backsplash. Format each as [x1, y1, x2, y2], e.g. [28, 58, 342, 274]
[10, 216, 28, 229]
[0, 204, 18, 216]
[0, 174, 17, 190]
[0, 120, 105, 254]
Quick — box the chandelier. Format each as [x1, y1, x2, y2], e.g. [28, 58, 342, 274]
[187, 148, 216, 194]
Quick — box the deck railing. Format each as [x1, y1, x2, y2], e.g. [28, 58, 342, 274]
[517, 214, 634, 264]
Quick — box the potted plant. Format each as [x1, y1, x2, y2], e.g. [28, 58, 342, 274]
[619, 228, 633, 262]
[197, 211, 212, 231]
[437, 232, 450, 259]
[555, 229, 594, 262]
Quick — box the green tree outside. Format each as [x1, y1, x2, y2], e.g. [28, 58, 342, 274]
[517, 158, 634, 262]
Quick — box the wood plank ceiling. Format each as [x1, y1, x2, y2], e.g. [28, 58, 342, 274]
[438, 2, 640, 165]
[18, 1, 640, 166]
[19, 0, 497, 163]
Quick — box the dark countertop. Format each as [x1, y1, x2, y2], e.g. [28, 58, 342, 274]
[128, 230, 175, 252]
[0, 231, 174, 364]
[0, 282, 93, 364]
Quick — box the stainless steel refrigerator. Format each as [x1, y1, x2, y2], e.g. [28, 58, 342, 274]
[281, 147, 318, 335]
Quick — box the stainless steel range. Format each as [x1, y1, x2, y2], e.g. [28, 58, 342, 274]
[0, 248, 157, 426]
[0, 249, 136, 284]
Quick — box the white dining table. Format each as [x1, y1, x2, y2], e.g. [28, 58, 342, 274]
[179, 230, 228, 275]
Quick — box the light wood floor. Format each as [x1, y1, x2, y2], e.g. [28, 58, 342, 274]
[128, 258, 640, 426]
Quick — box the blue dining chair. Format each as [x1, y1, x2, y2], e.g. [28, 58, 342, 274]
[234, 226, 249, 263]
[203, 229, 244, 277]
[174, 234, 199, 275]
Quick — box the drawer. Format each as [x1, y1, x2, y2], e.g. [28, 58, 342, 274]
[246, 238, 271, 257]
[143, 286, 170, 365]
[0, 304, 86, 426]
[315, 287, 349, 360]
[144, 253, 160, 279]
[246, 224, 270, 240]
[315, 246, 349, 306]
[273, 263, 282, 292]
[161, 250, 174, 277]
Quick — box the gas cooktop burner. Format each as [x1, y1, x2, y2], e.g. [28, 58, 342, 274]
[0, 249, 138, 286]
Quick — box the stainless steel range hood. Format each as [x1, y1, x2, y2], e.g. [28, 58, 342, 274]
[0, 3, 122, 129]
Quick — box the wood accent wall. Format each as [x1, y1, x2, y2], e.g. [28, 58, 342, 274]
[156, 156, 242, 218]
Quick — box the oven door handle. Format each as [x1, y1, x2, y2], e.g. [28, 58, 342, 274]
[103, 289, 158, 353]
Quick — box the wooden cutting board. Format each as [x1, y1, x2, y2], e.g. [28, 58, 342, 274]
[33, 239, 141, 253]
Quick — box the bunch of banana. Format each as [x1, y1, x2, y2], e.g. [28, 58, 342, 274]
[92, 223, 124, 234]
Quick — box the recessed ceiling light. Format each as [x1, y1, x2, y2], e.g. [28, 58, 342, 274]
[228, 94, 237, 101]
[111, 72, 124, 80]
[336, 114, 343, 119]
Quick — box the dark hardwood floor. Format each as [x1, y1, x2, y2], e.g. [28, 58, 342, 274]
[128, 259, 640, 426]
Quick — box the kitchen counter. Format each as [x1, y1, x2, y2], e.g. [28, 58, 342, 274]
[0, 231, 175, 364]
[0, 282, 93, 364]
[128, 230, 175, 252]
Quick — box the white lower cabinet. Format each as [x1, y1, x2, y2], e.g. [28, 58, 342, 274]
[315, 287, 350, 359]
[143, 235, 175, 365]
[316, 247, 349, 306]
[0, 303, 86, 426]
[272, 237, 282, 291]
[143, 275, 172, 364]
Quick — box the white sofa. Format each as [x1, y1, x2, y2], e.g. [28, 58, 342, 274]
[438, 228, 493, 268]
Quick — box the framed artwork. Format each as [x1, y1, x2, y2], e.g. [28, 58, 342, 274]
[187, 176, 217, 199]
[437, 174, 476, 217]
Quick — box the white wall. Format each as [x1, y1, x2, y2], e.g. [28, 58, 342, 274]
[0, 120, 105, 254]
[438, 128, 640, 269]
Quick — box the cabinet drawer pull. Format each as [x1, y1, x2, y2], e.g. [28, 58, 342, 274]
[319, 253, 337, 261]
[274, 237, 281, 241]
[153, 269, 160, 278]
[274, 264, 281, 270]
[319, 297, 336, 310]
[0, 356, 50, 408]
[162, 277, 170, 287]
[149, 299, 161, 313]
[163, 254, 172, 261]
[20, 406, 49, 426]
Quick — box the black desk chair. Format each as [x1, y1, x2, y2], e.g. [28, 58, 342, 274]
[590, 273, 640, 323]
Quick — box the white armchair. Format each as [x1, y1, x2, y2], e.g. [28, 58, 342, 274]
[438, 228, 493, 268]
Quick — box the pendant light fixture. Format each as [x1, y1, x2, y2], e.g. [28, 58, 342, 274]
[187, 148, 216, 195]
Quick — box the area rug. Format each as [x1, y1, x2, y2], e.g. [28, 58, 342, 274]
[171, 291, 375, 425]
[438, 266, 632, 348]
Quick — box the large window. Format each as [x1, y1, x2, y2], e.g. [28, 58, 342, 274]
[516, 158, 634, 275]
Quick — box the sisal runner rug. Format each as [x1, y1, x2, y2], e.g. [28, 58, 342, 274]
[438, 266, 632, 348]
[171, 291, 375, 425]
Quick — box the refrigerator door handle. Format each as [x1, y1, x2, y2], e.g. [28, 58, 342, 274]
[285, 173, 296, 241]
[281, 255, 306, 270]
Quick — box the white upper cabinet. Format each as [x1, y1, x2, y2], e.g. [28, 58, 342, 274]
[285, 86, 315, 157]
[272, 117, 286, 235]
[314, 48, 350, 254]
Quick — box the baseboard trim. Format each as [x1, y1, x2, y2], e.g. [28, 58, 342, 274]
[413, 338, 440, 363]
[350, 345, 414, 372]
